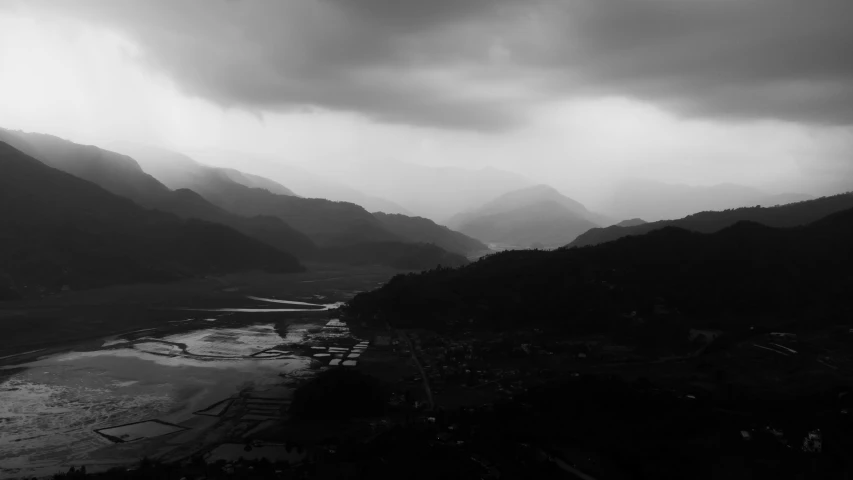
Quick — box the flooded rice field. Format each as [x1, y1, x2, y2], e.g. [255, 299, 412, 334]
[0, 295, 370, 479]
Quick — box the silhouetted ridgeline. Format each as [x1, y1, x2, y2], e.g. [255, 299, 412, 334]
[101, 143, 402, 247]
[321, 242, 468, 270]
[570, 192, 853, 247]
[0, 129, 479, 271]
[0, 141, 304, 297]
[0, 128, 319, 258]
[372, 212, 488, 256]
[344, 208, 853, 331]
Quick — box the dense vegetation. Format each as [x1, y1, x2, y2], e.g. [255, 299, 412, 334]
[570, 192, 853, 247]
[344, 208, 853, 332]
[289, 368, 390, 420]
[0, 141, 304, 297]
[373, 212, 488, 256]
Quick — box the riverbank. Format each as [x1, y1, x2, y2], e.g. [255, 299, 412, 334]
[0, 264, 401, 362]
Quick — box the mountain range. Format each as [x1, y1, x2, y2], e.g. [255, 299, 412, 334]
[103, 143, 401, 247]
[110, 144, 487, 257]
[295, 158, 536, 221]
[0, 140, 304, 298]
[184, 149, 413, 215]
[570, 192, 853, 248]
[0, 129, 484, 292]
[345, 197, 853, 332]
[372, 213, 489, 257]
[0, 129, 319, 257]
[446, 184, 612, 248]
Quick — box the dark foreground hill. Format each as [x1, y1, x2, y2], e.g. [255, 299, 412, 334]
[0, 128, 318, 258]
[372, 212, 488, 256]
[0, 141, 303, 297]
[570, 192, 853, 248]
[344, 206, 853, 331]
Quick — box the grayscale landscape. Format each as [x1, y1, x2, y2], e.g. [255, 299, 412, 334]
[1, 1, 852, 479]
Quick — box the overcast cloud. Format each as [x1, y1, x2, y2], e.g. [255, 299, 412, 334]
[10, 0, 853, 130]
[0, 0, 851, 216]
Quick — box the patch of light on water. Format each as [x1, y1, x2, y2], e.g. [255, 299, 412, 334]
[246, 296, 323, 306]
[134, 342, 182, 356]
[111, 380, 139, 388]
[162, 324, 285, 357]
[187, 308, 324, 313]
[1, 312, 342, 479]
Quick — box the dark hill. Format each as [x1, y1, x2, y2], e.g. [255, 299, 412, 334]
[0, 141, 303, 297]
[569, 192, 853, 248]
[372, 212, 488, 256]
[0, 128, 318, 258]
[343, 206, 853, 331]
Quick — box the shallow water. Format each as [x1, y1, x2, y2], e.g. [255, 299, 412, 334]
[187, 297, 345, 313]
[0, 321, 314, 479]
[0, 296, 360, 479]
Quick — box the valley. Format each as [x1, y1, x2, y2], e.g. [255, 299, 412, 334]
[0, 265, 404, 478]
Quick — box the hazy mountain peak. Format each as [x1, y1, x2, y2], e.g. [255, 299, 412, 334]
[445, 184, 608, 248]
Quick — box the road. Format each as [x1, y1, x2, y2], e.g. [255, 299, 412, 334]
[397, 329, 435, 410]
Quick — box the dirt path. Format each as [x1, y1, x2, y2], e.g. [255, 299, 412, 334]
[398, 330, 435, 410]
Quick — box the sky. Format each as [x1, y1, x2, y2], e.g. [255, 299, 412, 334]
[0, 0, 851, 211]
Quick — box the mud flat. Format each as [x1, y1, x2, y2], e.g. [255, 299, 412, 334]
[0, 324, 313, 479]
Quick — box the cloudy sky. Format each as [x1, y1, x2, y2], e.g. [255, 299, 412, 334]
[0, 0, 851, 209]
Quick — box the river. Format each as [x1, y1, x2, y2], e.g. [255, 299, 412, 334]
[0, 296, 358, 479]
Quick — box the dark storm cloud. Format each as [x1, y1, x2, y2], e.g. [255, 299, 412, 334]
[20, 0, 853, 129]
[545, 0, 853, 126]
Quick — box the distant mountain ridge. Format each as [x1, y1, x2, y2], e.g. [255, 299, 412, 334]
[0, 141, 303, 298]
[106, 144, 403, 247]
[298, 158, 536, 221]
[616, 218, 647, 227]
[372, 212, 488, 257]
[184, 149, 414, 215]
[0, 129, 318, 257]
[447, 184, 611, 248]
[570, 192, 853, 248]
